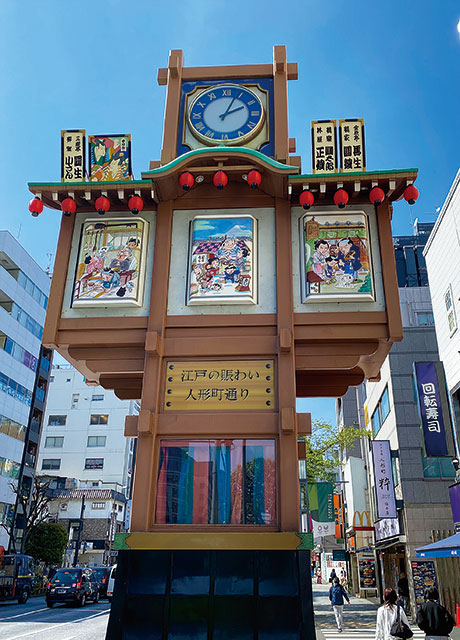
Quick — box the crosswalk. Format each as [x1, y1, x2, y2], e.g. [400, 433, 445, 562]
[321, 629, 426, 640]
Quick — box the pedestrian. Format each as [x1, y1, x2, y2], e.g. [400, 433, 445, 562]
[329, 576, 350, 633]
[316, 568, 322, 584]
[340, 568, 347, 588]
[416, 587, 455, 640]
[397, 572, 410, 613]
[329, 568, 337, 583]
[375, 588, 411, 640]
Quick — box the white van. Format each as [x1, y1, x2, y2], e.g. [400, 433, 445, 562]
[107, 564, 117, 603]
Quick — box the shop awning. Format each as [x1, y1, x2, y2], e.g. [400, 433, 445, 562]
[416, 532, 460, 558]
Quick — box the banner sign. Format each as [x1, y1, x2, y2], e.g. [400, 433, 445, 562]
[375, 517, 400, 542]
[358, 558, 376, 589]
[371, 440, 397, 519]
[61, 129, 86, 182]
[414, 362, 450, 456]
[449, 483, 460, 524]
[411, 560, 437, 605]
[311, 120, 337, 174]
[308, 482, 335, 540]
[339, 118, 366, 172]
[334, 493, 345, 540]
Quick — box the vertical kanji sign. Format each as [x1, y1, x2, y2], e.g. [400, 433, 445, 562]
[414, 361, 450, 457]
[311, 120, 337, 174]
[61, 130, 86, 182]
[371, 440, 397, 519]
[339, 118, 366, 172]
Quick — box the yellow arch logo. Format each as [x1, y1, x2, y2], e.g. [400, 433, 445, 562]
[353, 510, 371, 529]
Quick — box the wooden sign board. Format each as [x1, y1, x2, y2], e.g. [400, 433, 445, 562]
[311, 120, 337, 174]
[164, 360, 275, 411]
[61, 130, 86, 182]
[339, 118, 366, 172]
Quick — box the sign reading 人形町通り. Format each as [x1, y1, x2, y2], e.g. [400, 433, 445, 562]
[61, 130, 86, 182]
[164, 361, 274, 411]
[311, 120, 337, 174]
[371, 440, 397, 519]
[339, 119, 366, 172]
[414, 362, 451, 457]
[89, 135, 132, 181]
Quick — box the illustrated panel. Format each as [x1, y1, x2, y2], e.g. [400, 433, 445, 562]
[300, 211, 374, 302]
[72, 217, 148, 307]
[187, 215, 257, 305]
[88, 134, 132, 182]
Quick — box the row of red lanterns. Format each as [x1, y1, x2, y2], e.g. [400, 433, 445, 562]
[298, 184, 419, 210]
[179, 169, 262, 191]
[29, 194, 145, 217]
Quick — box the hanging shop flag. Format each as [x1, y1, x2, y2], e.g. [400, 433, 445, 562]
[413, 361, 455, 457]
[311, 120, 337, 174]
[449, 483, 460, 525]
[339, 119, 366, 172]
[334, 493, 345, 540]
[89, 134, 132, 182]
[308, 482, 335, 539]
[371, 440, 397, 519]
[61, 130, 86, 182]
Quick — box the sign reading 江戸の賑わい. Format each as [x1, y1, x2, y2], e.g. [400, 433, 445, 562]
[164, 361, 274, 411]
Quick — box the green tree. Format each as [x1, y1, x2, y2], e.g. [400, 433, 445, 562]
[301, 419, 370, 482]
[25, 522, 68, 565]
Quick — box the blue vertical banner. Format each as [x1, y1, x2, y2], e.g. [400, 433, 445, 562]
[414, 362, 449, 457]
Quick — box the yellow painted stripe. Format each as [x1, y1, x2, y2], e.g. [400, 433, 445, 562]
[125, 532, 301, 551]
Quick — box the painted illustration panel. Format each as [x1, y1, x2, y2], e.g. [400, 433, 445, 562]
[187, 215, 257, 305]
[72, 218, 148, 307]
[88, 134, 132, 182]
[301, 212, 374, 302]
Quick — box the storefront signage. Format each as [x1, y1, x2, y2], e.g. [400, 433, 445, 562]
[358, 558, 376, 589]
[449, 483, 460, 524]
[164, 360, 275, 411]
[311, 120, 337, 174]
[352, 510, 373, 531]
[414, 362, 450, 457]
[375, 517, 400, 542]
[339, 118, 366, 172]
[334, 493, 345, 539]
[61, 129, 86, 182]
[411, 560, 437, 605]
[371, 440, 397, 519]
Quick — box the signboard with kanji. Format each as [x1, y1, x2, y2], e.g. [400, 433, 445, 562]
[61, 130, 86, 182]
[339, 119, 366, 172]
[371, 440, 397, 519]
[311, 120, 337, 174]
[164, 360, 275, 411]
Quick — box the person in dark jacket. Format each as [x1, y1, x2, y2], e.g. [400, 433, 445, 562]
[416, 587, 455, 639]
[397, 572, 409, 612]
[329, 577, 350, 632]
[329, 568, 337, 583]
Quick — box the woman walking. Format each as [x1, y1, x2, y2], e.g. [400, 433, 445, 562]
[416, 587, 455, 640]
[375, 588, 411, 640]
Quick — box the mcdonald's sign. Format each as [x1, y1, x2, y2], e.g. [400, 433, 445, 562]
[353, 510, 374, 531]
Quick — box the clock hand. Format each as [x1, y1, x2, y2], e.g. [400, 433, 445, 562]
[219, 97, 236, 120]
[223, 105, 245, 117]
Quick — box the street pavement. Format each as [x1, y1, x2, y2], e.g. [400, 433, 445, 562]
[0, 596, 110, 640]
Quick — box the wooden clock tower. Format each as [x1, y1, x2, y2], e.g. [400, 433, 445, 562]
[29, 46, 417, 639]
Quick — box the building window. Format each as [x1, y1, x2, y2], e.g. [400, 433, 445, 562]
[421, 451, 456, 479]
[45, 436, 64, 448]
[118, 505, 123, 512]
[85, 458, 104, 470]
[66, 378, 71, 383]
[90, 414, 108, 425]
[87, 436, 106, 448]
[0, 372, 32, 407]
[444, 285, 457, 335]
[371, 386, 391, 435]
[416, 311, 434, 326]
[48, 415, 66, 426]
[91, 394, 104, 402]
[0, 456, 20, 479]
[42, 459, 61, 470]
[92, 502, 105, 510]
[0, 334, 37, 372]
[50, 376, 54, 382]
[0, 414, 26, 442]
[71, 394, 79, 409]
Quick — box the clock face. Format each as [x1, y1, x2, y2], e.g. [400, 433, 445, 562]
[187, 84, 265, 146]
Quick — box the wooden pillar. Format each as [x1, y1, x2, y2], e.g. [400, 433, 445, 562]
[130, 200, 173, 531]
[160, 50, 184, 165]
[273, 45, 289, 165]
[275, 197, 299, 531]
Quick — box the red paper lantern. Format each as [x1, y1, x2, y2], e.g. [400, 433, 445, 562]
[28, 197, 43, 217]
[247, 170, 261, 189]
[128, 195, 144, 215]
[404, 184, 419, 205]
[213, 171, 228, 190]
[179, 172, 195, 191]
[369, 187, 385, 206]
[333, 189, 349, 209]
[61, 197, 77, 217]
[95, 196, 110, 215]
[299, 190, 315, 210]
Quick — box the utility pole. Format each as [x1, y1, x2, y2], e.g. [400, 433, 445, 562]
[73, 494, 85, 567]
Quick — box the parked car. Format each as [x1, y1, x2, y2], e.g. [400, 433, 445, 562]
[46, 568, 99, 607]
[107, 564, 117, 603]
[91, 566, 112, 598]
[0, 552, 34, 605]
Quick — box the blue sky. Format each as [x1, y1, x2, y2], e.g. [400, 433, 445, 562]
[1, 0, 459, 423]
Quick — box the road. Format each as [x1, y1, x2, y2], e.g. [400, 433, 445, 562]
[0, 597, 110, 640]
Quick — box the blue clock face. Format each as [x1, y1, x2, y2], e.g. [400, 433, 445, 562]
[187, 84, 265, 145]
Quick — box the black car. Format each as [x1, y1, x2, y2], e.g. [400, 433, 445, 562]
[91, 567, 112, 598]
[46, 568, 99, 607]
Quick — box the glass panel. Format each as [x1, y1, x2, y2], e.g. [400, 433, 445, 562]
[380, 388, 390, 422]
[440, 457, 456, 478]
[421, 451, 440, 478]
[155, 439, 276, 525]
[371, 410, 381, 435]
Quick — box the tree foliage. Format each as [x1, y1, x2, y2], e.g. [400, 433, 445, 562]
[302, 419, 370, 482]
[25, 522, 68, 565]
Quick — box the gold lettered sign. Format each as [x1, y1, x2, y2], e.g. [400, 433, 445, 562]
[311, 120, 337, 174]
[339, 118, 366, 172]
[61, 130, 86, 182]
[164, 360, 275, 411]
